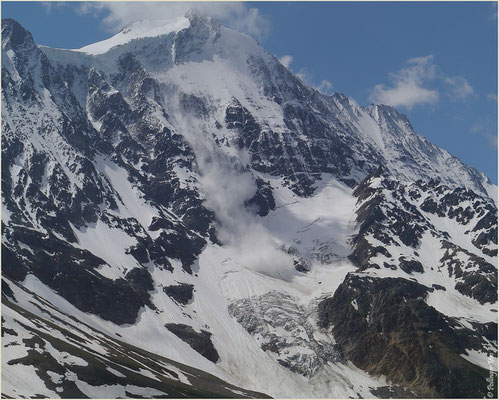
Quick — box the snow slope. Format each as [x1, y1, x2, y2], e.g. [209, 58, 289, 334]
[2, 13, 497, 398]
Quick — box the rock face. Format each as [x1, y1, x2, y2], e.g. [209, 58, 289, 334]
[163, 283, 194, 305]
[349, 171, 497, 305]
[316, 170, 498, 397]
[164, 323, 219, 363]
[1, 14, 497, 399]
[318, 274, 495, 398]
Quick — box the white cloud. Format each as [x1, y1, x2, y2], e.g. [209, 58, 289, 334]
[369, 55, 439, 110]
[295, 67, 311, 85]
[316, 80, 334, 95]
[487, 93, 498, 102]
[471, 121, 498, 147]
[295, 67, 334, 95]
[42, 2, 68, 12]
[76, 1, 270, 40]
[279, 55, 293, 68]
[445, 76, 474, 100]
[229, 7, 269, 41]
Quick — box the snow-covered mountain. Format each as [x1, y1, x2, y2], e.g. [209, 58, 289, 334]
[2, 13, 497, 398]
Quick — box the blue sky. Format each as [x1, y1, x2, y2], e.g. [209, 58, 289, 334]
[2, 1, 497, 183]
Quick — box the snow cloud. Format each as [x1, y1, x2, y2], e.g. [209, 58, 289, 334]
[279, 55, 293, 69]
[487, 93, 498, 102]
[369, 55, 439, 110]
[76, 1, 270, 40]
[195, 141, 295, 281]
[279, 55, 334, 95]
[316, 80, 334, 95]
[170, 98, 295, 281]
[296, 67, 334, 95]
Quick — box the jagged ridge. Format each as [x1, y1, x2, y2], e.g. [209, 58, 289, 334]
[1, 15, 497, 398]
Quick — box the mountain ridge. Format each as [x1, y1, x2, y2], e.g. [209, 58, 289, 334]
[1, 15, 497, 398]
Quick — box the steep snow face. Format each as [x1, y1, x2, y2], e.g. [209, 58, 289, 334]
[42, 12, 496, 199]
[2, 15, 497, 399]
[363, 105, 497, 202]
[76, 17, 191, 55]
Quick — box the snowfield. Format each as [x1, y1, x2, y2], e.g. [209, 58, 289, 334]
[2, 12, 497, 399]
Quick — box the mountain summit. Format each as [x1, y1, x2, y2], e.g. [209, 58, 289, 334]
[2, 14, 497, 398]
[76, 14, 194, 55]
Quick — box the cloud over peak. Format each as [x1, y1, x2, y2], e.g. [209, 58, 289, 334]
[77, 1, 270, 40]
[369, 55, 438, 110]
[369, 55, 475, 110]
[279, 55, 293, 69]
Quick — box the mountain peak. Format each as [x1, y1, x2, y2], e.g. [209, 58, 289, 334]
[366, 103, 413, 129]
[76, 15, 190, 55]
[2, 15, 497, 399]
[74, 10, 222, 56]
[1, 18, 36, 51]
[184, 8, 205, 22]
[184, 8, 220, 30]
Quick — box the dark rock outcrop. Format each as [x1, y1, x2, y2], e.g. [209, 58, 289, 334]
[318, 274, 495, 398]
[163, 283, 194, 305]
[164, 323, 219, 363]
